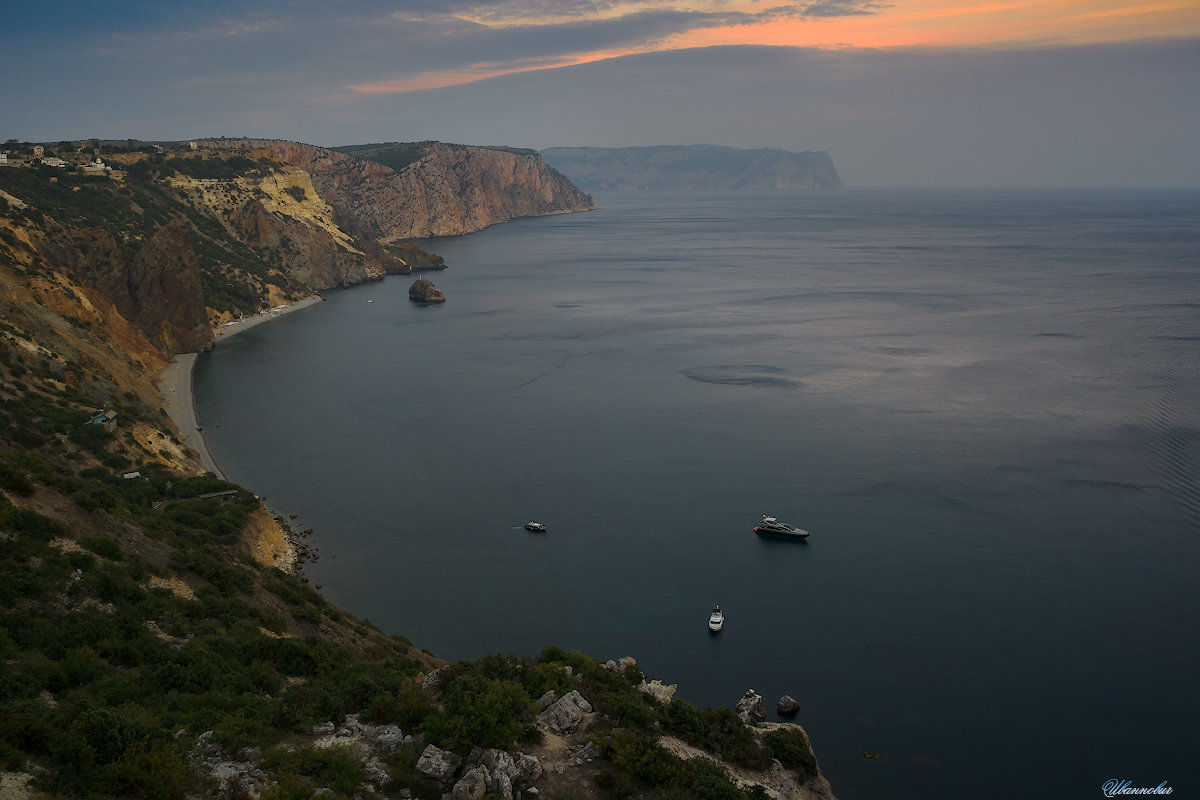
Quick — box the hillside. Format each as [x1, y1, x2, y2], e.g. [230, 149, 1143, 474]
[540, 145, 843, 191]
[0, 139, 834, 800]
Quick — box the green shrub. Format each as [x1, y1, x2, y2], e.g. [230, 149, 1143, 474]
[0, 459, 35, 495]
[428, 673, 537, 752]
[1, 507, 72, 540]
[657, 703, 764, 768]
[80, 535, 124, 561]
[763, 727, 818, 776]
[264, 743, 364, 796]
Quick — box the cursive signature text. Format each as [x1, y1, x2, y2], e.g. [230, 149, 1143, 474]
[1102, 780, 1173, 797]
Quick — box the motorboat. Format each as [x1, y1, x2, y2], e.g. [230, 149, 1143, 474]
[524, 521, 547, 532]
[708, 604, 724, 632]
[754, 515, 810, 540]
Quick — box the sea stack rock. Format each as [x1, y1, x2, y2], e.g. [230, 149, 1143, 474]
[777, 695, 800, 716]
[409, 277, 446, 303]
[736, 688, 766, 725]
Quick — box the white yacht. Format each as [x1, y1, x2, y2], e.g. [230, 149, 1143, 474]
[708, 604, 724, 632]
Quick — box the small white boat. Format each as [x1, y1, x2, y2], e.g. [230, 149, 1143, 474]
[708, 604, 724, 632]
[524, 521, 547, 532]
[754, 515, 810, 540]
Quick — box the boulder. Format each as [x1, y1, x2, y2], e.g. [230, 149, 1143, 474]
[777, 695, 800, 716]
[537, 689, 593, 733]
[537, 690, 558, 710]
[514, 752, 542, 783]
[638, 679, 677, 704]
[416, 743, 462, 781]
[363, 763, 390, 786]
[481, 748, 515, 778]
[369, 723, 404, 752]
[451, 765, 489, 800]
[409, 278, 446, 303]
[736, 688, 766, 725]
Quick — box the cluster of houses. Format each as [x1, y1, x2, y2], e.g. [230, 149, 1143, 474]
[1, 144, 123, 178]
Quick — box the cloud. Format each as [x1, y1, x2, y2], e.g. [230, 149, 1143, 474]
[347, 2, 888, 94]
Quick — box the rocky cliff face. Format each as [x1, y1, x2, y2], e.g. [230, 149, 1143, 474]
[230, 199, 385, 290]
[127, 219, 211, 353]
[3, 136, 593, 359]
[164, 162, 391, 293]
[197, 138, 594, 239]
[38, 218, 211, 354]
[541, 145, 843, 191]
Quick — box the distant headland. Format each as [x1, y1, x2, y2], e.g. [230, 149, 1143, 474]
[541, 144, 843, 191]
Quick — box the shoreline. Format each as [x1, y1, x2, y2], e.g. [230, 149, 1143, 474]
[156, 295, 325, 479]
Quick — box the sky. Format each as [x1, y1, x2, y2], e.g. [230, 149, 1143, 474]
[3, 0, 1198, 186]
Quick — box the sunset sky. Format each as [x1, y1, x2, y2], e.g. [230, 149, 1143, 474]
[4, 0, 1198, 185]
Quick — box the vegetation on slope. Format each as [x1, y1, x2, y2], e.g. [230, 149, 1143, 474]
[0, 157, 302, 320]
[331, 142, 540, 174]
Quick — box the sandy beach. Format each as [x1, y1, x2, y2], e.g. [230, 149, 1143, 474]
[156, 295, 325, 478]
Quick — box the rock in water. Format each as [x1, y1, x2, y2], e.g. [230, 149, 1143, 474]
[736, 688, 766, 725]
[409, 278, 446, 303]
[777, 695, 800, 716]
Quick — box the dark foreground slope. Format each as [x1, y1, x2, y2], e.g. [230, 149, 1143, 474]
[541, 145, 843, 191]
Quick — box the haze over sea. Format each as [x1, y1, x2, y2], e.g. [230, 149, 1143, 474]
[194, 188, 1200, 799]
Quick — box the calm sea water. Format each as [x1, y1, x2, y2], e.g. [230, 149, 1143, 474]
[194, 189, 1200, 800]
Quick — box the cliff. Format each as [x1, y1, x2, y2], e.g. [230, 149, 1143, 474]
[197, 138, 595, 239]
[0, 137, 592, 361]
[541, 144, 843, 191]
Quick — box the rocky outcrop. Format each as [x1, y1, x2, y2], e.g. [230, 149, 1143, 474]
[409, 277, 446, 303]
[417, 743, 462, 780]
[736, 688, 767, 725]
[230, 200, 385, 289]
[537, 689, 592, 733]
[196, 138, 594, 240]
[391, 241, 446, 271]
[447, 747, 543, 799]
[542, 145, 843, 190]
[639, 679, 678, 704]
[778, 694, 800, 716]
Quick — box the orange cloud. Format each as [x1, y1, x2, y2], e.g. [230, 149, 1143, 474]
[352, 0, 1200, 94]
[350, 47, 655, 94]
[665, 0, 1200, 49]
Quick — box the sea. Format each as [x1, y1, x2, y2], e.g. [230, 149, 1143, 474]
[193, 188, 1200, 800]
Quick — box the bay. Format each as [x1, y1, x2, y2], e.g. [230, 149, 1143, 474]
[194, 188, 1200, 799]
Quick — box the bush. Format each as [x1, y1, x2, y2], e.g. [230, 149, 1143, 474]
[428, 673, 537, 752]
[657, 703, 764, 768]
[763, 727, 818, 776]
[80, 535, 124, 561]
[264, 743, 364, 796]
[1, 508, 72, 540]
[0, 460, 35, 495]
